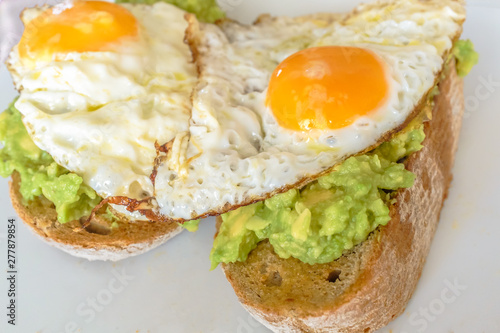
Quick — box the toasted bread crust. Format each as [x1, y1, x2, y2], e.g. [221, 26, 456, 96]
[219, 60, 464, 332]
[9, 172, 182, 261]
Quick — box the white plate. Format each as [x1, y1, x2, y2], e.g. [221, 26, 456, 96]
[0, 1, 499, 332]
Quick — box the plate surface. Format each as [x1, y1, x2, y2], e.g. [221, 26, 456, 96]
[0, 1, 499, 332]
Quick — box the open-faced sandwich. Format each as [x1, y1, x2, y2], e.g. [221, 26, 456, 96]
[179, 0, 475, 331]
[0, 0, 223, 260]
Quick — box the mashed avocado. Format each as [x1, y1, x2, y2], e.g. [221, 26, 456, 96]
[210, 127, 425, 269]
[0, 100, 101, 223]
[116, 0, 225, 23]
[453, 39, 479, 77]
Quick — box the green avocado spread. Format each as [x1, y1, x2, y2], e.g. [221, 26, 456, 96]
[116, 0, 225, 23]
[210, 126, 425, 269]
[0, 101, 101, 223]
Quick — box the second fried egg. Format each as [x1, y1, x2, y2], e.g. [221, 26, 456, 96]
[152, 0, 466, 221]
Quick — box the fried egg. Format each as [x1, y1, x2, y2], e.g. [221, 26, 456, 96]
[151, 0, 465, 221]
[7, 1, 196, 218]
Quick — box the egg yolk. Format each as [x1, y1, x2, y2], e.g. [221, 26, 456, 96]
[266, 46, 389, 131]
[18, 1, 138, 61]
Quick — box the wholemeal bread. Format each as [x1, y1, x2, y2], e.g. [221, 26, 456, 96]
[9, 172, 183, 261]
[217, 59, 464, 332]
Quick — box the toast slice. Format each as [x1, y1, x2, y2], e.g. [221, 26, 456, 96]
[9, 172, 183, 261]
[217, 59, 464, 332]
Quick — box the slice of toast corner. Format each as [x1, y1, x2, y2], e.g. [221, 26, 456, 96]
[9, 172, 183, 261]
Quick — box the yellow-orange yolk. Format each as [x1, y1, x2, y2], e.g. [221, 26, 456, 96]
[18, 1, 138, 61]
[266, 46, 389, 131]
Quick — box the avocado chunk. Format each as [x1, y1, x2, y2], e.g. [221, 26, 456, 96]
[453, 39, 479, 78]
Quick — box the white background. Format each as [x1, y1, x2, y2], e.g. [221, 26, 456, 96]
[0, 0, 499, 332]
